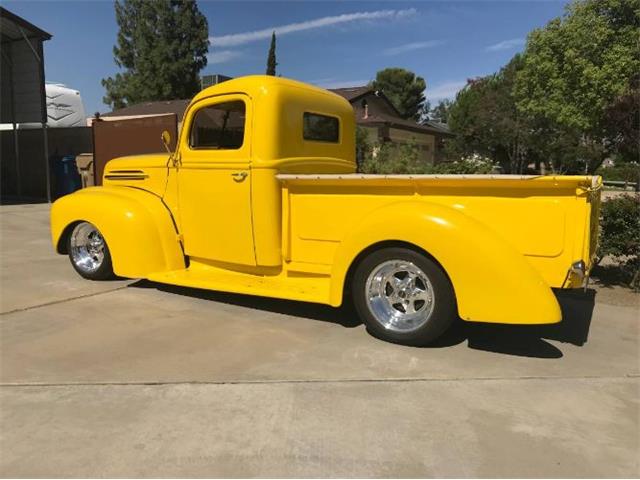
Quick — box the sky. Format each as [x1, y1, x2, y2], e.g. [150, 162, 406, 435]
[5, 0, 570, 115]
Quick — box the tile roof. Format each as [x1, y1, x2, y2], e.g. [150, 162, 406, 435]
[102, 99, 190, 118]
[360, 112, 452, 136]
[421, 120, 451, 135]
[329, 86, 372, 101]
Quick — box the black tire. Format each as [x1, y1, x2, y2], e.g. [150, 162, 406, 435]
[67, 222, 116, 281]
[352, 247, 456, 346]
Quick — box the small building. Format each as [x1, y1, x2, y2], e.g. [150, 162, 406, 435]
[0, 7, 53, 201]
[98, 99, 191, 128]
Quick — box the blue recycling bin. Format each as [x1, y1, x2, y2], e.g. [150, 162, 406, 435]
[52, 155, 82, 198]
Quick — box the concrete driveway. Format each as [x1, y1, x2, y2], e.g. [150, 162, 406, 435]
[1, 203, 638, 477]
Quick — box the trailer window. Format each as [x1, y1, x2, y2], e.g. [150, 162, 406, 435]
[190, 100, 246, 150]
[303, 113, 339, 143]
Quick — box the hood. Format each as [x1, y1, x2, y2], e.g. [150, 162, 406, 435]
[106, 153, 170, 170]
[103, 153, 171, 197]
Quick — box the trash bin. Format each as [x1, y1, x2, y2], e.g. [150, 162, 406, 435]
[52, 154, 82, 198]
[75, 153, 95, 188]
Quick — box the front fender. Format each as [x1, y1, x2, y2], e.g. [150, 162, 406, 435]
[51, 186, 185, 278]
[330, 201, 561, 325]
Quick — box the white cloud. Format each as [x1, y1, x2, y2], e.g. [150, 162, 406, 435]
[382, 40, 444, 56]
[485, 38, 525, 52]
[426, 80, 467, 101]
[210, 9, 417, 47]
[207, 50, 242, 64]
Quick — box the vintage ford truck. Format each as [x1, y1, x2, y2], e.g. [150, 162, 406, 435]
[51, 76, 601, 345]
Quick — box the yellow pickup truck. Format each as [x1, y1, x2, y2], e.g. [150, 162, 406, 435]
[51, 76, 601, 346]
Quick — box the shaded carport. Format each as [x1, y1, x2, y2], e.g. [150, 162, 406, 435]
[0, 7, 52, 202]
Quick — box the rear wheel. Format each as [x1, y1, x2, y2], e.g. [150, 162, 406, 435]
[67, 222, 115, 280]
[352, 247, 456, 346]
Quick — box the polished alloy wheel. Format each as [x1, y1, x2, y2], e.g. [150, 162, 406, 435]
[69, 222, 106, 274]
[365, 259, 435, 332]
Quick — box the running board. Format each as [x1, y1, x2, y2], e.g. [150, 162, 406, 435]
[147, 261, 331, 305]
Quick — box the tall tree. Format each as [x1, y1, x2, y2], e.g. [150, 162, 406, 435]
[371, 68, 427, 121]
[429, 99, 453, 123]
[102, 0, 209, 109]
[447, 55, 534, 174]
[266, 31, 277, 76]
[602, 74, 639, 164]
[514, 0, 640, 173]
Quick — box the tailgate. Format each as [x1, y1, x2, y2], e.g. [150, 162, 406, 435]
[566, 176, 602, 288]
[587, 177, 603, 268]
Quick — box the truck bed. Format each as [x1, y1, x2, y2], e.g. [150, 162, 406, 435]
[277, 174, 601, 289]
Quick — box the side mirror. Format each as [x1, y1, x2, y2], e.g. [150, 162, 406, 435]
[161, 130, 172, 154]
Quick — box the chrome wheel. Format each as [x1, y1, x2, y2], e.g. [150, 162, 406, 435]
[365, 259, 435, 332]
[69, 222, 106, 274]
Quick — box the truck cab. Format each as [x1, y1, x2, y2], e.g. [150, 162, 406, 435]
[51, 75, 601, 346]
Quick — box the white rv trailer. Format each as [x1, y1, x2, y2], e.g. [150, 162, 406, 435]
[45, 83, 86, 128]
[0, 83, 87, 130]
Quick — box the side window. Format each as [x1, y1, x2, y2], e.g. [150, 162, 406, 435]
[189, 100, 246, 150]
[303, 112, 339, 143]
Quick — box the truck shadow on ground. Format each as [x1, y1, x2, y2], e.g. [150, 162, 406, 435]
[132, 280, 595, 360]
[459, 289, 596, 359]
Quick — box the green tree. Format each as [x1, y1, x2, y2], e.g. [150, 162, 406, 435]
[266, 31, 277, 76]
[429, 99, 452, 123]
[447, 55, 532, 174]
[514, 0, 640, 173]
[371, 68, 427, 121]
[602, 74, 640, 164]
[102, 0, 209, 109]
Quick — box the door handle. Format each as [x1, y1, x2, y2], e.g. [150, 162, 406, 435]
[231, 171, 248, 182]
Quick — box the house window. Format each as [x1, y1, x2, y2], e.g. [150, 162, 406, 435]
[190, 100, 246, 149]
[303, 112, 339, 143]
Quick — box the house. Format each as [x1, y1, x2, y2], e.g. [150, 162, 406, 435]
[330, 86, 452, 164]
[101, 80, 452, 164]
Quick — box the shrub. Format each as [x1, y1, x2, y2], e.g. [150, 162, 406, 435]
[596, 163, 640, 189]
[598, 194, 640, 288]
[355, 126, 371, 173]
[359, 141, 428, 174]
[429, 157, 494, 174]
[358, 140, 495, 175]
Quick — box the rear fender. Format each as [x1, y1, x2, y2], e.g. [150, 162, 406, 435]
[330, 201, 561, 325]
[51, 186, 185, 278]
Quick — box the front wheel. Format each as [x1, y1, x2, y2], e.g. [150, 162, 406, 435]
[352, 247, 456, 346]
[67, 222, 115, 280]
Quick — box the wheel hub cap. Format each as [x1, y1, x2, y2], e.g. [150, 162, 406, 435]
[365, 260, 435, 332]
[70, 222, 105, 273]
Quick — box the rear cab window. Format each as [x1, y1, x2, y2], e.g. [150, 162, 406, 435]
[303, 112, 339, 143]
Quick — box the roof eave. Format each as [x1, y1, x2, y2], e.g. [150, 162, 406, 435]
[0, 7, 52, 41]
[358, 119, 454, 137]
